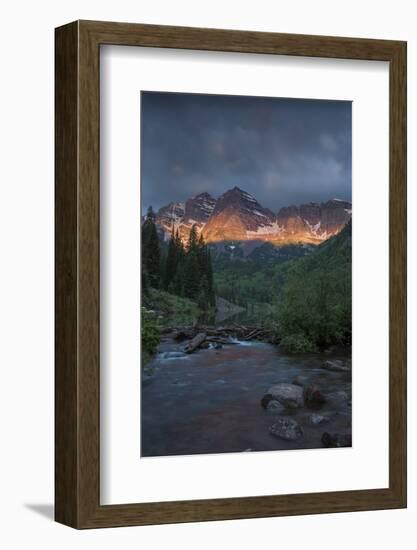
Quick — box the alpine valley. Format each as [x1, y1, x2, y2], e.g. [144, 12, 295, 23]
[140, 92, 352, 458]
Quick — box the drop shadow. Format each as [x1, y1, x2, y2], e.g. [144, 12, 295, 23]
[24, 503, 54, 521]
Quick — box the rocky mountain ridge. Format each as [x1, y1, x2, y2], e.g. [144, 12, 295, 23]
[153, 186, 351, 246]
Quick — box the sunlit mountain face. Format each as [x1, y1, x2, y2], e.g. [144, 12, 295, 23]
[153, 186, 351, 247]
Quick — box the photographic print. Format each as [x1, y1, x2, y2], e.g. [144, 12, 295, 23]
[141, 91, 352, 457]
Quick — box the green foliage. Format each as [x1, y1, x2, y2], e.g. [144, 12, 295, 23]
[212, 247, 301, 310]
[276, 222, 352, 351]
[211, 223, 351, 350]
[141, 308, 160, 366]
[159, 224, 215, 311]
[141, 202, 351, 354]
[143, 288, 201, 326]
[142, 206, 161, 288]
[163, 228, 183, 290]
[279, 333, 318, 353]
[141, 213, 215, 313]
[183, 250, 201, 299]
[187, 224, 199, 252]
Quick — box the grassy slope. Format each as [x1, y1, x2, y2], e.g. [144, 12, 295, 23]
[143, 288, 201, 327]
[141, 288, 202, 368]
[275, 222, 352, 351]
[211, 223, 352, 348]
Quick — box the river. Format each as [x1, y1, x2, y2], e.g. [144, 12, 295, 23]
[141, 335, 352, 457]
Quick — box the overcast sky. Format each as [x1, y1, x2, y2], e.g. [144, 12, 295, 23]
[141, 91, 351, 214]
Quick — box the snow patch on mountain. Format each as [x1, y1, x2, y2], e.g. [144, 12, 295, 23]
[153, 186, 352, 245]
[304, 219, 322, 234]
[246, 222, 284, 237]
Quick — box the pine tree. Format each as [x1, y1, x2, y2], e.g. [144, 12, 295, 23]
[142, 206, 161, 288]
[183, 250, 200, 300]
[156, 221, 216, 310]
[196, 233, 216, 308]
[163, 227, 178, 290]
[197, 275, 210, 310]
[142, 266, 149, 296]
[187, 224, 199, 253]
[173, 262, 185, 296]
[175, 229, 185, 264]
[206, 248, 216, 306]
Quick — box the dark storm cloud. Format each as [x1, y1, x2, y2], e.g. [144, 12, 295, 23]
[141, 91, 351, 214]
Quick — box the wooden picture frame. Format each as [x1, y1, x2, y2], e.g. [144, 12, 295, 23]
[55, 20, 407, 529]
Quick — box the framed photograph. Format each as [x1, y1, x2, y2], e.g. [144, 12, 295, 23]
[55, 20, 406, 528]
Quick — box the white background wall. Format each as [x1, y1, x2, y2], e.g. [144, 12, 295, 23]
[0, 0, 415, 547]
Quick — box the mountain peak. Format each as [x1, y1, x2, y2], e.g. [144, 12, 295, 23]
[229, 185, 254, 198]
[202, 186, 276, 242]
[182, 192, 217, 229]
[193, 191, 213, 200]
[153, 189, 352, 246]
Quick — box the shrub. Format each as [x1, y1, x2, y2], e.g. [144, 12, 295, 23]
[141, 309, 160, 365]
[279, 333, 317, 354]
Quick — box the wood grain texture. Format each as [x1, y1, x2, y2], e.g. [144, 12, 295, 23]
[55, 20, 407, 529]
[55, 21, 79, 527]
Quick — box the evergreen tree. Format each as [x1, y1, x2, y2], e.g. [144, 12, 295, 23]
[163, 227, 178, 290]
[142, 206, 161, 288]
[183, 250, 200, 300]
[187, 224, 199, 253]
[142, 266, 149, 296]
[155, 221, 216, 312]
[173, 262, 185, 297]
[197, 275, 210, 310]
[196, 233, 216, 308]
[206, 248, 216, 307]
[175, 229, 185, 264]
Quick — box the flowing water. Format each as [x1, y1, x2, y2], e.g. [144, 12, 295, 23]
[141, 337, 351, 457]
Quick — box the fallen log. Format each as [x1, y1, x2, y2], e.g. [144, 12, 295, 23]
[243, 328, 262, 340]
[173, 329, 195, 342]
[206, 336, 239, 345]
[183, 332, 207, 354]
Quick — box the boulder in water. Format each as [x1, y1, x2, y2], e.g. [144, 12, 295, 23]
[321, 432, 352, 448]
[266, 399, 285, 414]
[261, 393, 273, 409]
[304, 384, 326, 407]
[335, 390, 349, 400]
[327, 390, 349, 405]
[321, 360, 349, 372]
[270, 418, 303, 441]
[292, 375, 309, 387]
[309, 413, 329, 425]
[267, 383, 304, 409]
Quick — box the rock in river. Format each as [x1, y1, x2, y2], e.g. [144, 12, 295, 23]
[267, 383, 304, 409]
[321, 360, 349, 372]
[270, 418, 303, 441]
[321, 432, 352, 448]
[260, 394, 274, 409]
[292, 375, 309, 387]
[265, 399, 285, 414]
[309, 413, 329, 425]
[304, 384, 326, 407]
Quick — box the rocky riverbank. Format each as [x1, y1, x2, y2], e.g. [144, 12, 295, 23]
[162, 323, 279, 347]
[141, 333, 352, 457]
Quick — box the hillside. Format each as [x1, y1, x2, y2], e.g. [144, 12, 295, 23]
[211, 221, 352, 352]
[274, 221, 352, 352]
